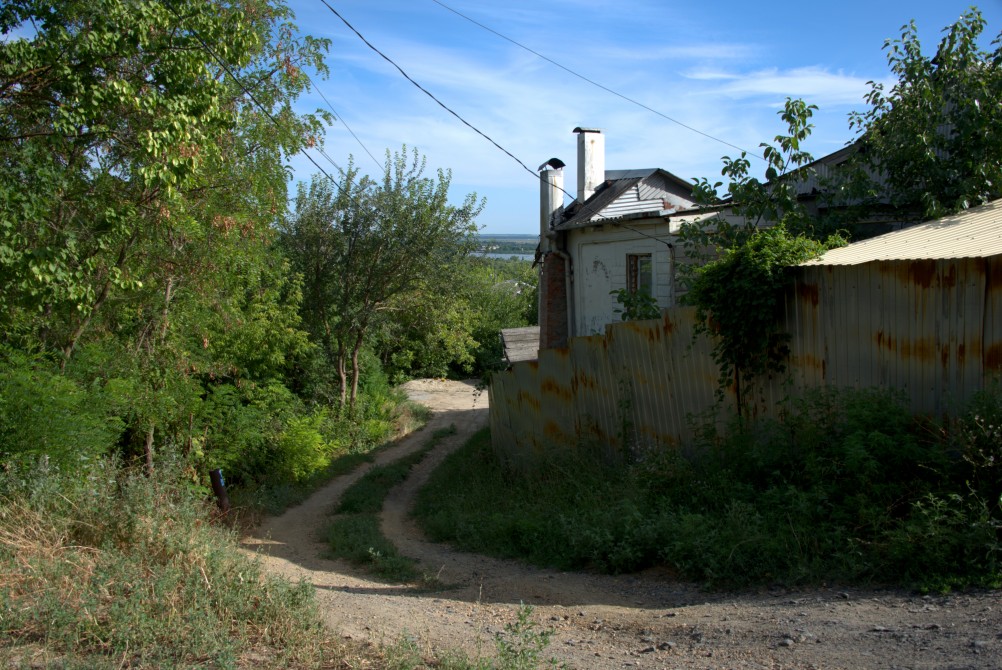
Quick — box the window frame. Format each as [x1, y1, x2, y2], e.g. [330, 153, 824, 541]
[626, 253, 653, 296]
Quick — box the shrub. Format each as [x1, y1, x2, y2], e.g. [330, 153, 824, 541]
[418, 387, 1002, 590]
[0, 349, 121, 471]
[0, 458, 340, 668]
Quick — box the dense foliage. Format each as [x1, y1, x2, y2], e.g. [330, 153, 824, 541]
[416, 387, 1002, 591]
[848, 8, 1002, 219]
[285, 159, 535, 390]
[0, 0, 533, 665]
[681, 10, 1002, 411]
[282, 150, 483, 410]
[681, 99, 845, 410]
[0, 0, 356, 488]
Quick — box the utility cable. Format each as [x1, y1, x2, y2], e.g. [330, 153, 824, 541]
[317, 0, 578, 202]
[429, 0, 763, 161]
[161, 2, 370, 211]
[303, 72, 384, 171]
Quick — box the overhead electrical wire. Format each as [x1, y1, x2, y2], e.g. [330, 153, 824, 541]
[317, 0, 580, 201]
[302, 71, 384, 171]
[161, 3, 376, 215]
[428, 0, 763, 161]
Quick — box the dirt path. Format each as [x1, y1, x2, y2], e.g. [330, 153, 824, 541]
[243, 379, 1001, 669]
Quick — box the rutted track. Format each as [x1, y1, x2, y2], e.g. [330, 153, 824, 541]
[243, 379, 1001, 669]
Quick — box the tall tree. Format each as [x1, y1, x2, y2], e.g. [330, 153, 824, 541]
[848, 7, 1002, 219]
[681, 99, 843, 414]
[284, 149, 483, 411]
[0, 0, 328, 357]
[0, 0, 329, 471]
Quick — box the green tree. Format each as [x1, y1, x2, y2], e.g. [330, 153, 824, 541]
[284, 149, 483, 411]
[1, 0, 326, 358]
[0, 0, 331, 476]
[370, 255, 539, 381]
[848, 8, 1002, 219]
[681, 99, 844, 413]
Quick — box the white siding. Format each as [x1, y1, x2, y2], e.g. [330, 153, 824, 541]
[568, 225, 674, 336]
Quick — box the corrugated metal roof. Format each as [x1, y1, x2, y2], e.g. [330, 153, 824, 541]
[555, 168, 694, 231]
[803, 198, 1002, 265]
[558, 177, 639, 229]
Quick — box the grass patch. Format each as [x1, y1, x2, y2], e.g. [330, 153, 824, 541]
[414, 388, 1002, 591]
[0, 458, 357, 669]
[232, 397, 434, 518]
[383, 603, 562, 669]
[324, 424, 457, 583]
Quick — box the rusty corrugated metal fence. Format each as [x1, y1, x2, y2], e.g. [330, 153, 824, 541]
[489, 257, 1002, 461]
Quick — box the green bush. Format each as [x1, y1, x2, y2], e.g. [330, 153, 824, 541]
[0, 458, 340, 668]
[0, 349, 121, 470]
[417, 387, 1002, 590]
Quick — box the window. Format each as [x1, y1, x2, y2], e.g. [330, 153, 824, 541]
[626, 253, 653, 295]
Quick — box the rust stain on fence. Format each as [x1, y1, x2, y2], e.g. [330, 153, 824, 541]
[875, 330, 895, 352]
[516, 390, 540, 411]
[797, 282, 820, 307]
[492, 255, 1002, 463]
[792, 353, 824, 372]
[903, 259, 937, 289]
[987, 343, 1002, 371]
[541, 377, 571, 402]
[543, 421, 565, 441]
[940, 264, 957, 289]
[900, 337, 936, 362]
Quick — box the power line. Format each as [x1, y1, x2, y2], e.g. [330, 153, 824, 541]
[302, 71, 384, 171]
[317, 0, 577, 201]
[429, 0, 764, 162]
[161, 3, 370, 212]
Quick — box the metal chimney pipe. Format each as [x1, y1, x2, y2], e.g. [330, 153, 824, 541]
[539, 167, 564, 253]
[574, 127, 604, 203]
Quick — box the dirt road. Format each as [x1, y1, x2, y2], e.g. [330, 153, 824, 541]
[243, 379, 1001, 669]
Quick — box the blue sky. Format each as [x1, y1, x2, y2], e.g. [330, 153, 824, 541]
[284, 1, 1002, 234]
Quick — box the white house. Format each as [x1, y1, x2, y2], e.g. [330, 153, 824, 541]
[538, 127, 735, 348]
[536, 127, 911, 351]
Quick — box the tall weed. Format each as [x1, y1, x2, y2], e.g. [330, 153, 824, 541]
[0, 458, 341, 668]
[417, 387, 1002, 590]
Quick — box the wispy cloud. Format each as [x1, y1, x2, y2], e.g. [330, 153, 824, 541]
[288, 0, 984, 232]
[683, 66, 889, 107]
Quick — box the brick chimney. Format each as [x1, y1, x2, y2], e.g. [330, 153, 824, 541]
[573, 127, 604, 203]
[538, 161, 568, 349]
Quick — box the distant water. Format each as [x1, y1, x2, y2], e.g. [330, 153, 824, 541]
[481, 252, 534, 261]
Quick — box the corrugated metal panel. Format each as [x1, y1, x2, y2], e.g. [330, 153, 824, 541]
[558, 169, 697, 231]
[596, 196, 669, 221]
[492, 255, 1002, 460]
[538, 347, 574, 449]
[986, 259, 1002, 375]
[491, 308, 723, 463]
[804, 198, 1002, 265]
[787, 257, 996, 416]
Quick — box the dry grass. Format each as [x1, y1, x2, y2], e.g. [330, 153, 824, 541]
[0, 463, 377, 669]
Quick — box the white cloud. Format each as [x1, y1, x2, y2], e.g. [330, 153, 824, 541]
[686, 66, 888, 107]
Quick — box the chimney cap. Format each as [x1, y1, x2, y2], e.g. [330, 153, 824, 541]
[537, 157, 566, 171]
[572, 127, 602, 134]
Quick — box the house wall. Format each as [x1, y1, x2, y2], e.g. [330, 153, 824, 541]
[490, 255, 1002, 462]
[538, 252, 568, 349]
[567, 223, 675, 336]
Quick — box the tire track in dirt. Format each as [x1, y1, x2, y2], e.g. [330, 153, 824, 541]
[245, 379, 1002, 669]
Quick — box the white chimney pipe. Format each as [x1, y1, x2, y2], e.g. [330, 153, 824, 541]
[539, 166, 564, 253]
[574, 127, 604, 203]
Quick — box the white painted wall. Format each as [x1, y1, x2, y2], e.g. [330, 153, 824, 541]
[567, 223, 675, 336]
